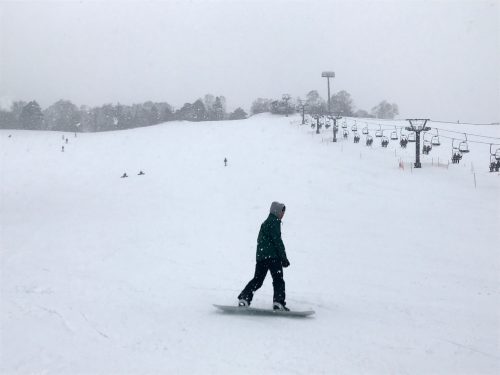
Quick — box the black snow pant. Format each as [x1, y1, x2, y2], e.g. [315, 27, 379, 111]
[238, 258, 286, 305]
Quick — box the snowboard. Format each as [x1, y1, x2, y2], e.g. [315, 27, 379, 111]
[213, 304, 315, 318]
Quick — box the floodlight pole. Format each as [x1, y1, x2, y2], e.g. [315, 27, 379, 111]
[405, 119, 431, 168]
[321, 71, 335, 114]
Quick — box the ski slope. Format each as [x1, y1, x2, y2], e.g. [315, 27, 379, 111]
[1, 114, 499, 374]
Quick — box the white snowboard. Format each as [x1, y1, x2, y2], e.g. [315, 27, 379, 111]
[213, 304, 315, 317]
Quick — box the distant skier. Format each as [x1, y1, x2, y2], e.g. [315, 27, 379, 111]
[121, 172, 128, 178]
[138, 170, 145, 175]
[238, 202, 290, 311]
[224, 157, 228, 167]
[61, 145, 64, 152]
[65, 138, 68, 144]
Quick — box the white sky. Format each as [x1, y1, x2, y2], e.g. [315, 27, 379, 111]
[0, 0, 499, 122]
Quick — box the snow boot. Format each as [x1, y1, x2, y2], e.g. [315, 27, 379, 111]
[238, 299, 249, 307]
[273, 302, 290, 311]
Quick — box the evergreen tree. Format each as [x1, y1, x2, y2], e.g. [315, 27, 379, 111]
[161, 105, 174, 122]
[44, 100, 80, 131]
[19, 101, 44, 130]
[11, 101, 27, 128]
[79, 105, 96, 132]
[213, 96, 226, 121]
[371, 100, 399, 119]
[176, 103, 194, 121]
[149, 105, 160, 125]
[250, 98, 272, 114]
[0, 110, 15, 129]
[353, 109, 374, 118]
[305, 90, 326, 116]
[229, 107, 247, 120]
[192, 99, 207, 121]
[204, 94, 216, 120]
[330, 90, 354, 116]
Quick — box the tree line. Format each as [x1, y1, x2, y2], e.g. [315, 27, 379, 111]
[0, 94, 248, 132]
[0, 90, 398, 132]
[251, 90, 399, 120]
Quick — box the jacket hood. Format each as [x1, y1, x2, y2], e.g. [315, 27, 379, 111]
[269, 201, 286, 218]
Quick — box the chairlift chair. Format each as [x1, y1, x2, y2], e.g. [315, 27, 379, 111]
[431, 129, 441, 146]
[390, 130, 398, 140]
[375, 125, 383, 138]
[489, 145, 500, 172]
[459, 134, 470, 153]
[422, 141, 432, 155]
[422, 132, 432, 154]
[408, 132, 416, 143]
[400, 135, 408, 148]
[489, 155, 500, 172]
[351, 123, 358, 132]
[362, 126, 369, 135]
[353, 132, 360, 144]
[342, 121, 347, 129]
[366, 134, 373, 146]
[451, 139, 463, 164]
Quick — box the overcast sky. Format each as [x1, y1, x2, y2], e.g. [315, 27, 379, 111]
[0, 0, 498, 122]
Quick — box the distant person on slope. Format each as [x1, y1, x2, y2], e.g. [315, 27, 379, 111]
[238, 201, 290, 311]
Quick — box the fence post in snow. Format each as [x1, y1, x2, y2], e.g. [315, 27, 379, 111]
[474, 173, 477, 189]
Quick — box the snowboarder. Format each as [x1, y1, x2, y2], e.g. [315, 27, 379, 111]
[224, 157, 228, 167]
[138, 170, 145, 175]
[121, 172, 128, 178]
[65, 138, 68, 144]
[61, 145, 64, 152]
[238, 202, 290, 311]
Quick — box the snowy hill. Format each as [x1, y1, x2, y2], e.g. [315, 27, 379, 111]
[1, 114, 499, 374]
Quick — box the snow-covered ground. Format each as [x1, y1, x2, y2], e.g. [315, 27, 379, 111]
[1, 114, 499, 374]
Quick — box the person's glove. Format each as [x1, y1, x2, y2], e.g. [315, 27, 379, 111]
[281, 258, 290, 268]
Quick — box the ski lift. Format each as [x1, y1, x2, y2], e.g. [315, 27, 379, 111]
[408, 132, 416, 143]
[362, 126, 369, 135]
[381, 136, 389, 148]
[353, 132, 360, 143]
[489, 144, 500, 172]
[400, 135, 408, 148]
[459, 133, 470, 153]
[366, 135, 373, 146]
[351, 121, 357, 132]
[390, 127, 398, 140]
[422, 132, 432, 154]
[375, 125, 383, 138]
[451, 139, 463, 164]
[342, 121, 347, 129]
[423, 141, 432, 155]
[431, 129, 441, 146]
